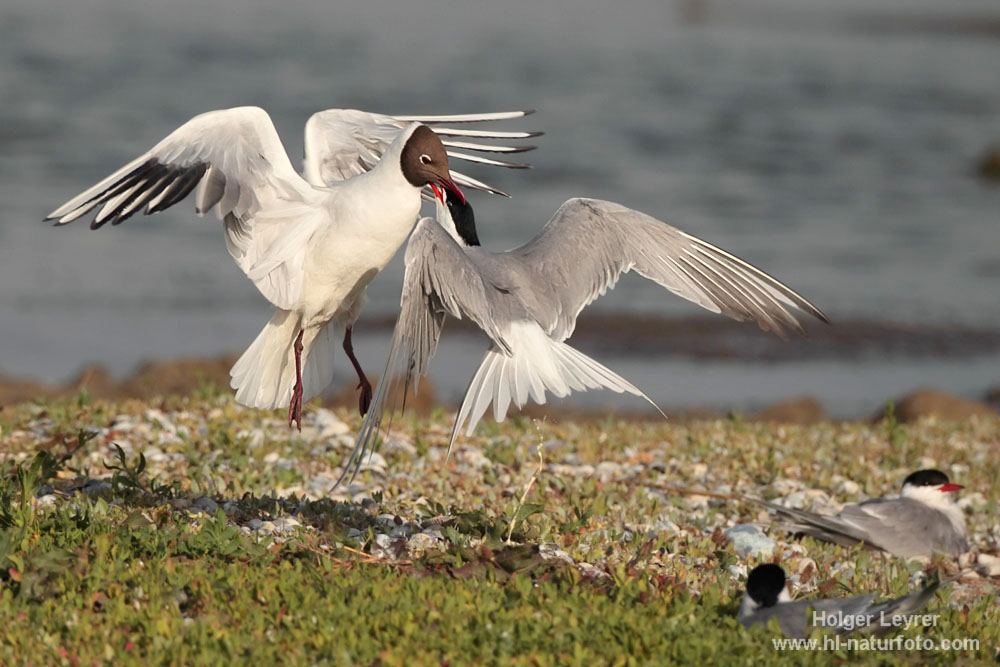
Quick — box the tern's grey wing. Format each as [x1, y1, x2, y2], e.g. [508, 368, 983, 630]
[863, 581, 940, 635]
[761, 498, 967, 558]
[844, 498, 969, 558]
[760, 500, 873, 547]
[339, 218, 518, 485]
[510, 198, 828, 340]
[303, 109, 540, 196]
[740, 596, 879, 638]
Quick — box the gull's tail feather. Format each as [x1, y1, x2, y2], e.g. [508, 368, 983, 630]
[230, 313, 337, 412]
[448, 322, 663, 455]
[230, 310, 297, 410]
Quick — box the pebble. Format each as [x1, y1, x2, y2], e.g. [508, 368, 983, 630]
[383, 438, 417, 457]
[529, 440, 566, 457]
[771, 478, 803, 495]
[272, 517, 301, 534]
[372, 534, 404, 560]
[976, 553, 1000, 577]
[459, 449, 492, 469]
[595, 461, 622, 481]
[539, 543, 574, 565]
[724, 524, 776, 558]
[406, 532, 441, 556]
[143, 445, 168, 463]
[193, 497, 218, 514]
[80, 480, 113, 497]
[311, 408, 350, 438]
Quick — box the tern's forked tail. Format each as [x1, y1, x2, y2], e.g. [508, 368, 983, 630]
[448, 322, 664, 455]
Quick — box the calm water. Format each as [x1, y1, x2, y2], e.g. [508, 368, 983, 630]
[1, 0, 998, 416]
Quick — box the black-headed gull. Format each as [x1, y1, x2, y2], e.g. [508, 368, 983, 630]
[342, 190, 827, 479]
[45, 107, 539, 428]
[753, 469, 969, 559]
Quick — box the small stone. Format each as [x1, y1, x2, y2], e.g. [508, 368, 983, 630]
[726, 564, 747, 579]
[346, 528, 365, 541]
[576, 562, 609, 580]
[538, 543, 574, 565]
[247, 519, 263, 530]
[595, 462, 622, 481]
[258, 521, 277, 534]
[383, 438, 417, 457]
[724, 523, 776, 558]
[80, 480, 113, 497]
[193, 497, 218, 514]
[142, 445, 167, 463]
[262, 451, 280, 464]
[460, 449, 492, 469]
[312, 408, 350, 438]
[976, 553, 1000, 577]
[834, 479, 861, 496]
[273, 517, 300, 533]
[35, 494, 58, 508]
[172, 498, 192, 511]
[771, 478, 802, 495]
[371, 534, 405, 560]
[406, 532, 441, 557]
[358, 452, 388, 471]
[529, 440, 566, 457]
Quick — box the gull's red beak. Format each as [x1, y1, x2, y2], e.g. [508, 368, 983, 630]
[436, 177, 465, 205]
[938, 483, 964, 492]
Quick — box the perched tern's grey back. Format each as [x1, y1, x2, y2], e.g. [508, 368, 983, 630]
[339, 194, 827, 483]
[753, 469, 969, 559]
[737, 564, 943, 638]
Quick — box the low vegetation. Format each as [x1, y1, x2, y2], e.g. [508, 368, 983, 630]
[0, 390, 997, 665]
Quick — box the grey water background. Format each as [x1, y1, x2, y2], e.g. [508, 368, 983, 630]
[1, 0, 998, 417]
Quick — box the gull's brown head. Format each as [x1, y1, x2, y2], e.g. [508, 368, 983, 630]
[400, 125, 465, 204]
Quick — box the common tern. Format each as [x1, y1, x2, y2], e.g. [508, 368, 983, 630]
[342, 191, 827, 479]
[46, 106, 538, 428]
[738, 563, 942, 638]
[753, 469, 969, 559]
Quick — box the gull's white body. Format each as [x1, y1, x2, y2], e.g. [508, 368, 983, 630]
[46, 106, 538, 412]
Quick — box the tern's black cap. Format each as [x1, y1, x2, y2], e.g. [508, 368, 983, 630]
[446, 189, 480, 247]
[746, 564, 787, 608]
[902, 469, 950, 488]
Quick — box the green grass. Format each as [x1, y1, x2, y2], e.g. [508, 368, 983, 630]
[0, 394, 998, 665]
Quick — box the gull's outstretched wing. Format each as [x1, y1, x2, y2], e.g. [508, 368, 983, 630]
[46, 106, 323, 309]
[303, 108, 540, 196]
[511, 198, 829, 340]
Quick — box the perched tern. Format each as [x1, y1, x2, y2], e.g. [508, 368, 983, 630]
[738, 563, 942, 638]
[342, 191, 827, 479]
[753, 469, 969, 559]
[45, 107, 539, 427]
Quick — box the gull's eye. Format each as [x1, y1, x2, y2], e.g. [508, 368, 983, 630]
[419, 154, 432, 165]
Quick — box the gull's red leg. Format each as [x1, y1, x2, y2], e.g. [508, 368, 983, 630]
[287, 329, 304, 431]
[343, 326, 372, 415]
